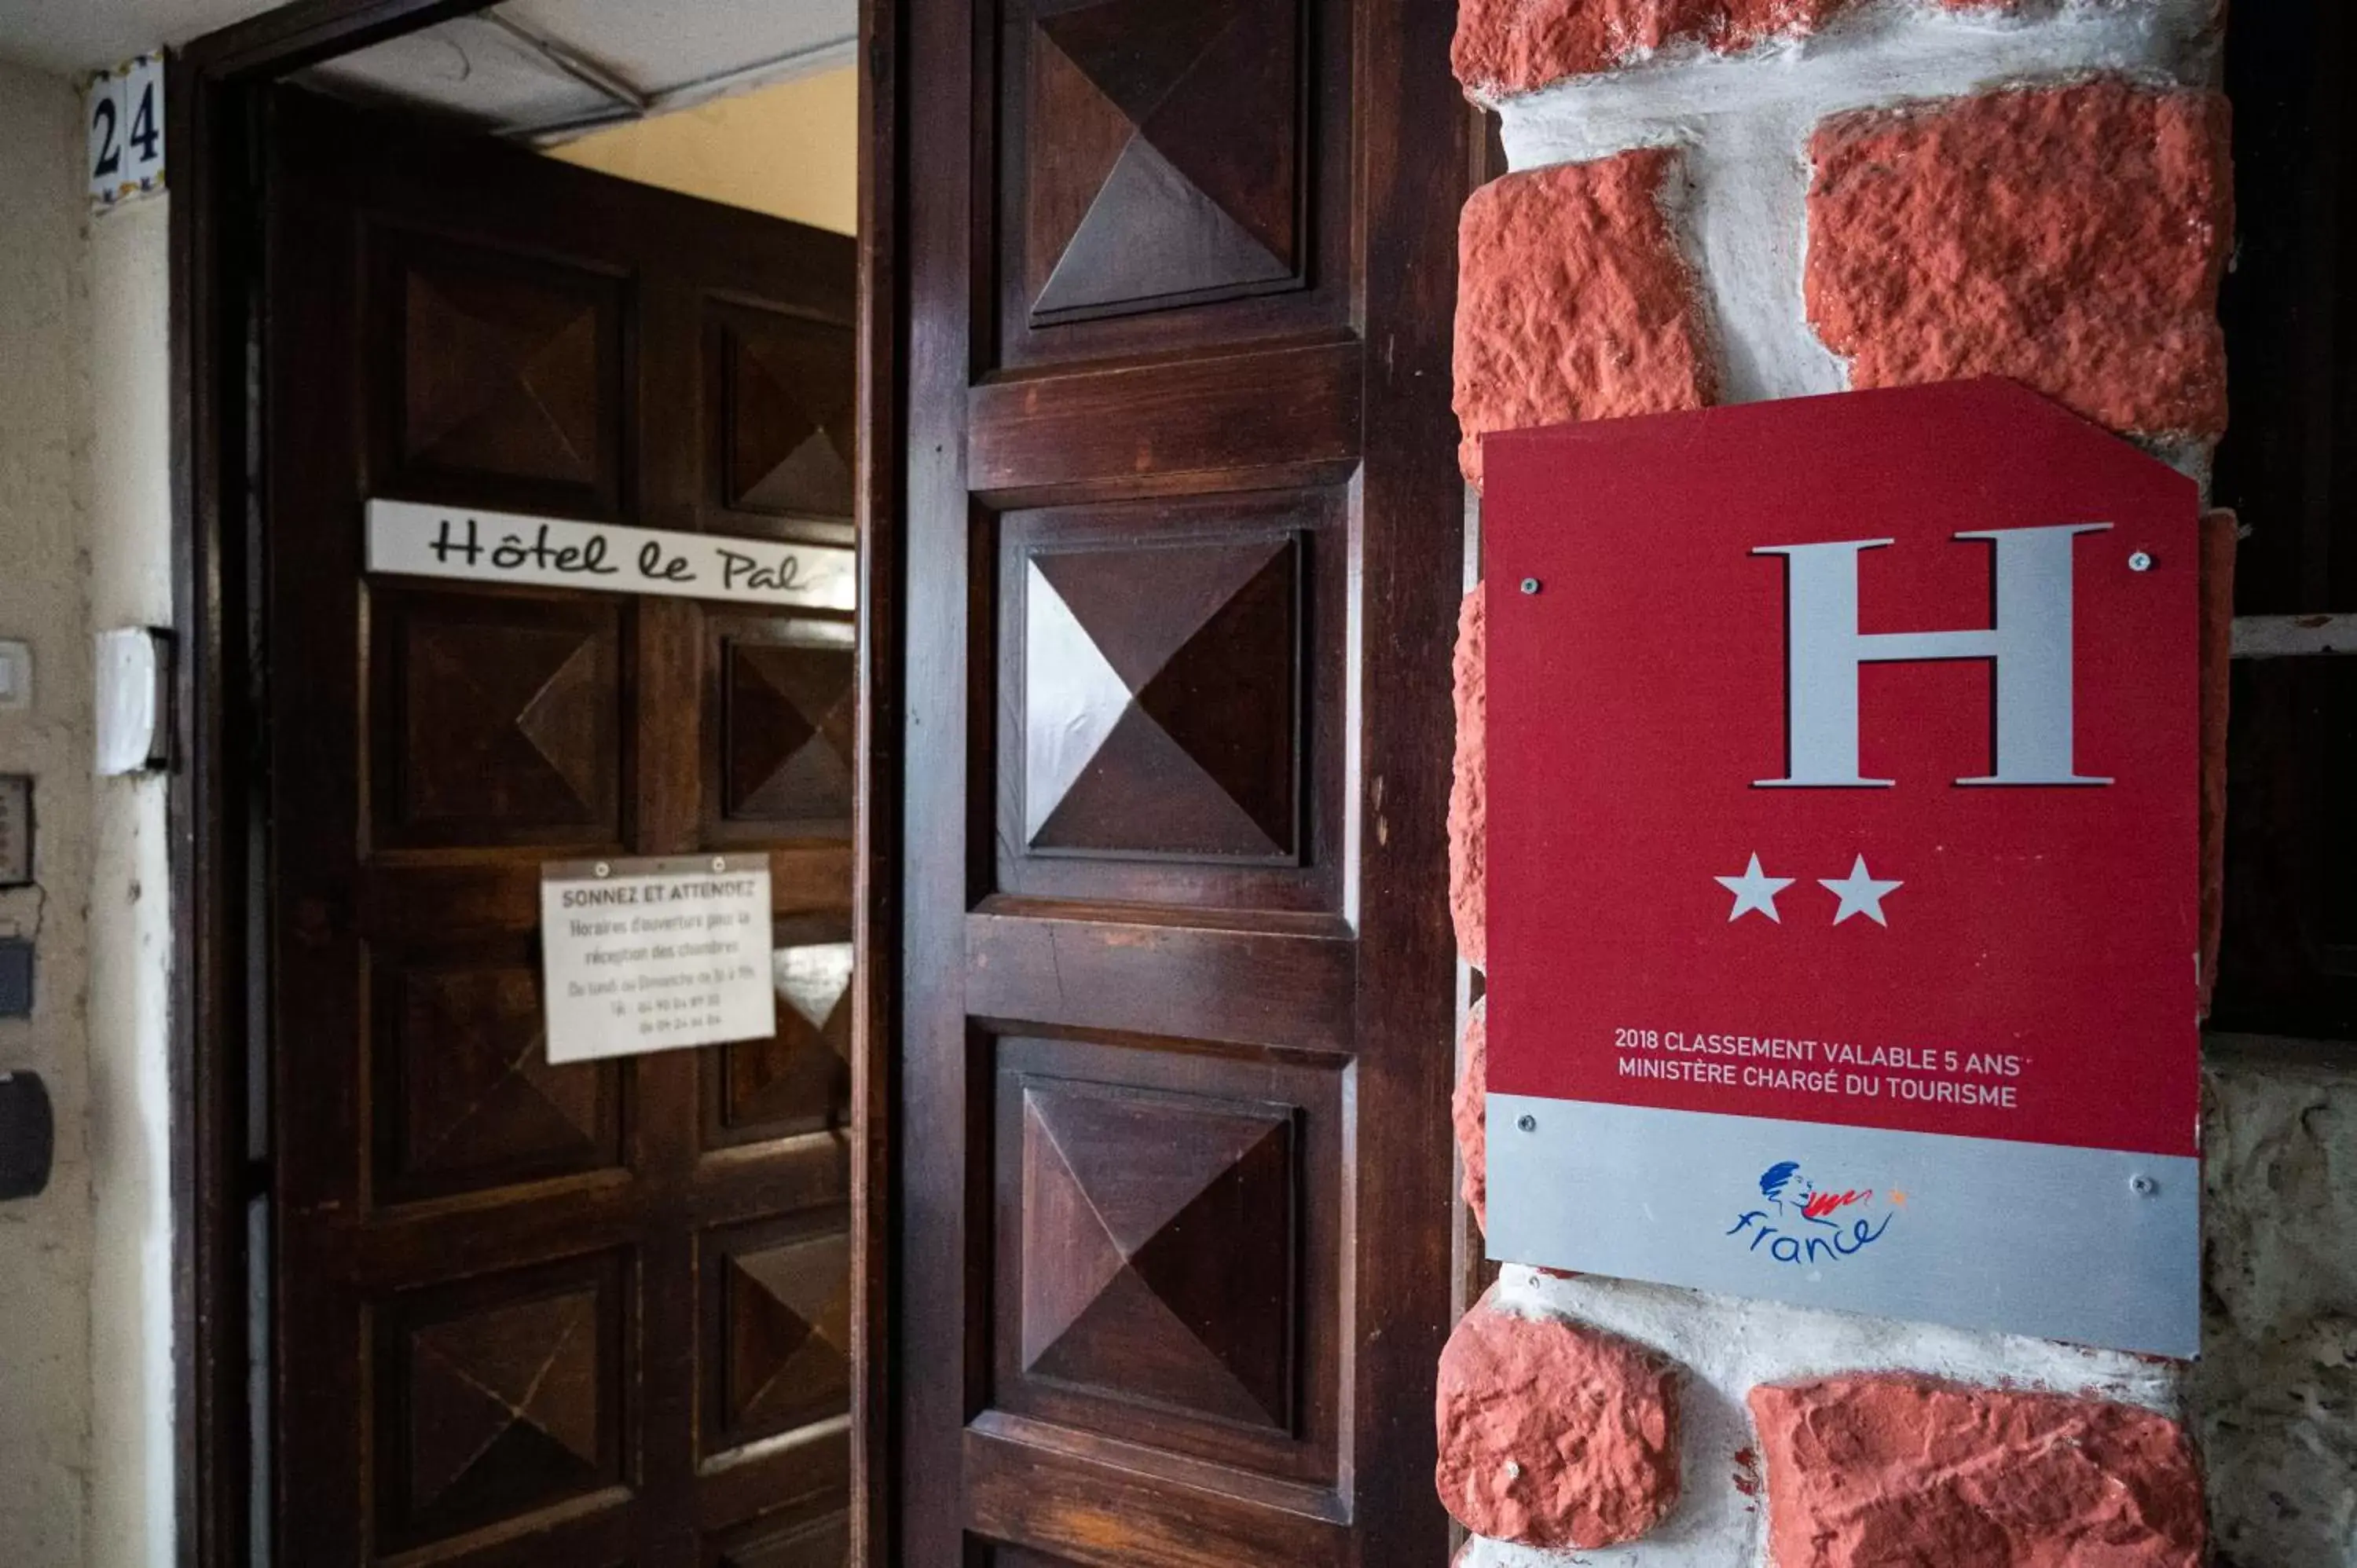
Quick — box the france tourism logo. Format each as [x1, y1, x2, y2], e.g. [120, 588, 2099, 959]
[1725, 1160, 1898, 1266]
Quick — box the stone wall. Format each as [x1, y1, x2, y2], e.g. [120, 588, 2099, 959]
[1441, 2, 2357, 1564]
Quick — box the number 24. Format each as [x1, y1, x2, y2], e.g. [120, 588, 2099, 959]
[91, 79, 159, 181]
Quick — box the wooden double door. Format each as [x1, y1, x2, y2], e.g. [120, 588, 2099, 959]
[896, 0, 1470, 1561]
[264, 96, 859, 1565]
[256, 0, 1469, 1554]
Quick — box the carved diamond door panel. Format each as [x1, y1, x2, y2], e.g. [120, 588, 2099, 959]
[705, 1213, 856, 1453]
[904, 0, 1465, 1557]
[1024, 538, 1297, 859]
[1023, 0, 1298, 317]
[369, 943, 626, 1206]
[997, 494, 1343, 912]
[373, 233, 628, 518]
[709, 617, 858, 841]
[712, 306, 857, 525]
[1018, 1086, 1293, 1425]
[993, 0, 1352, 369]
[989, 1035, 1344, 1486]
[267, 93, 858, 1566]
[704, 925, 855, 1151]
[370, 586, 628, 849]
[373, 1252, 631, 1555]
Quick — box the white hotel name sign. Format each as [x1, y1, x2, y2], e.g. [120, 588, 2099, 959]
[365, 500, 855, 610]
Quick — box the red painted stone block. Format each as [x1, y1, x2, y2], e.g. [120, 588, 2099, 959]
[1455, 152, 1714, 489]
[1808, 81, 2233, 439]
[1437, 1291, 1681, 1548]
[1450, 584, 1487, 968]
[1453, 0, 1856, 97]
[1456, 998, 1489, 1230]
[1749, 1376, 2207, 1567]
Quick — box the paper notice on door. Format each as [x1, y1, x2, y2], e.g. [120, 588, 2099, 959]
[541, 855, 776, 1063]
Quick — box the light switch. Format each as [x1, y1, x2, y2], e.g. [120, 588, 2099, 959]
[0, 643, 28, 711]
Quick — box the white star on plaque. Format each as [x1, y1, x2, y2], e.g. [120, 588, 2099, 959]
[1715, 853, 1795, 924]
[1821, 855, 1904, 927]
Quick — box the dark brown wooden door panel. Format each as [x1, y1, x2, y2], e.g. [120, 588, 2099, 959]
[372, 1248, 635, 1555]
[702, 1209, 856, 1455]
[368, 584, 633, 851]
[702, 921, 856, 1152]
[996, 493, 1343, 913]
[709, 616, 859, 842]
[373, 229, 632, 518]
[962, 1426, 1350, 1568]
[992, 0, 1354, 370]
[267, 92, 858, 1566]
[966, 913, 1358, 1052]
[368, 938, 629, 1207]
[709, 304, 859, 529]
[966, 343, 1363, 504]
[989, 1034, 1341, 1483]
[904, 0, 1465, 1559]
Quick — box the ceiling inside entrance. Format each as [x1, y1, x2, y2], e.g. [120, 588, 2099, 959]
[301, 0, 858, 141]
[0, 1, 856, 141]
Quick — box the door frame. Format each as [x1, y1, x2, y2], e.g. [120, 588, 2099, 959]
[164, 2, 905, 1561]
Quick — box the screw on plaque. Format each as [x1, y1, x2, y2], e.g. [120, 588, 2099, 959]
[2128, 551, 2154, 572]
[594, 862, 611, 878]
[1516, 1113, 1538, 1132]
[1519, 577, 1542, 595]
[712, 857, 728, 873]
[2130, 1174, 2158, 1196]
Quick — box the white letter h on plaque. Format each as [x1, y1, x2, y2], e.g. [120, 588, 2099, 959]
[1755, 524, 2110, 788]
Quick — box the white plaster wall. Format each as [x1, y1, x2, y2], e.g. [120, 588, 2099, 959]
[0, 53, 96, 1568]
[82, 190, 177, 1568]
[1459, 4, 2357, 1565]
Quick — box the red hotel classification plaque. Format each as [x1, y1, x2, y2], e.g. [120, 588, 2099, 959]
[1481, 381, 2200, 1355]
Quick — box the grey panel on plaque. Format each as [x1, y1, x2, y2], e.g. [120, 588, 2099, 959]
[1486, 1094, 2199, 1357]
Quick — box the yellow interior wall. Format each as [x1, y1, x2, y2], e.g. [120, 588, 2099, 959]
[545, 65, 857, 235]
